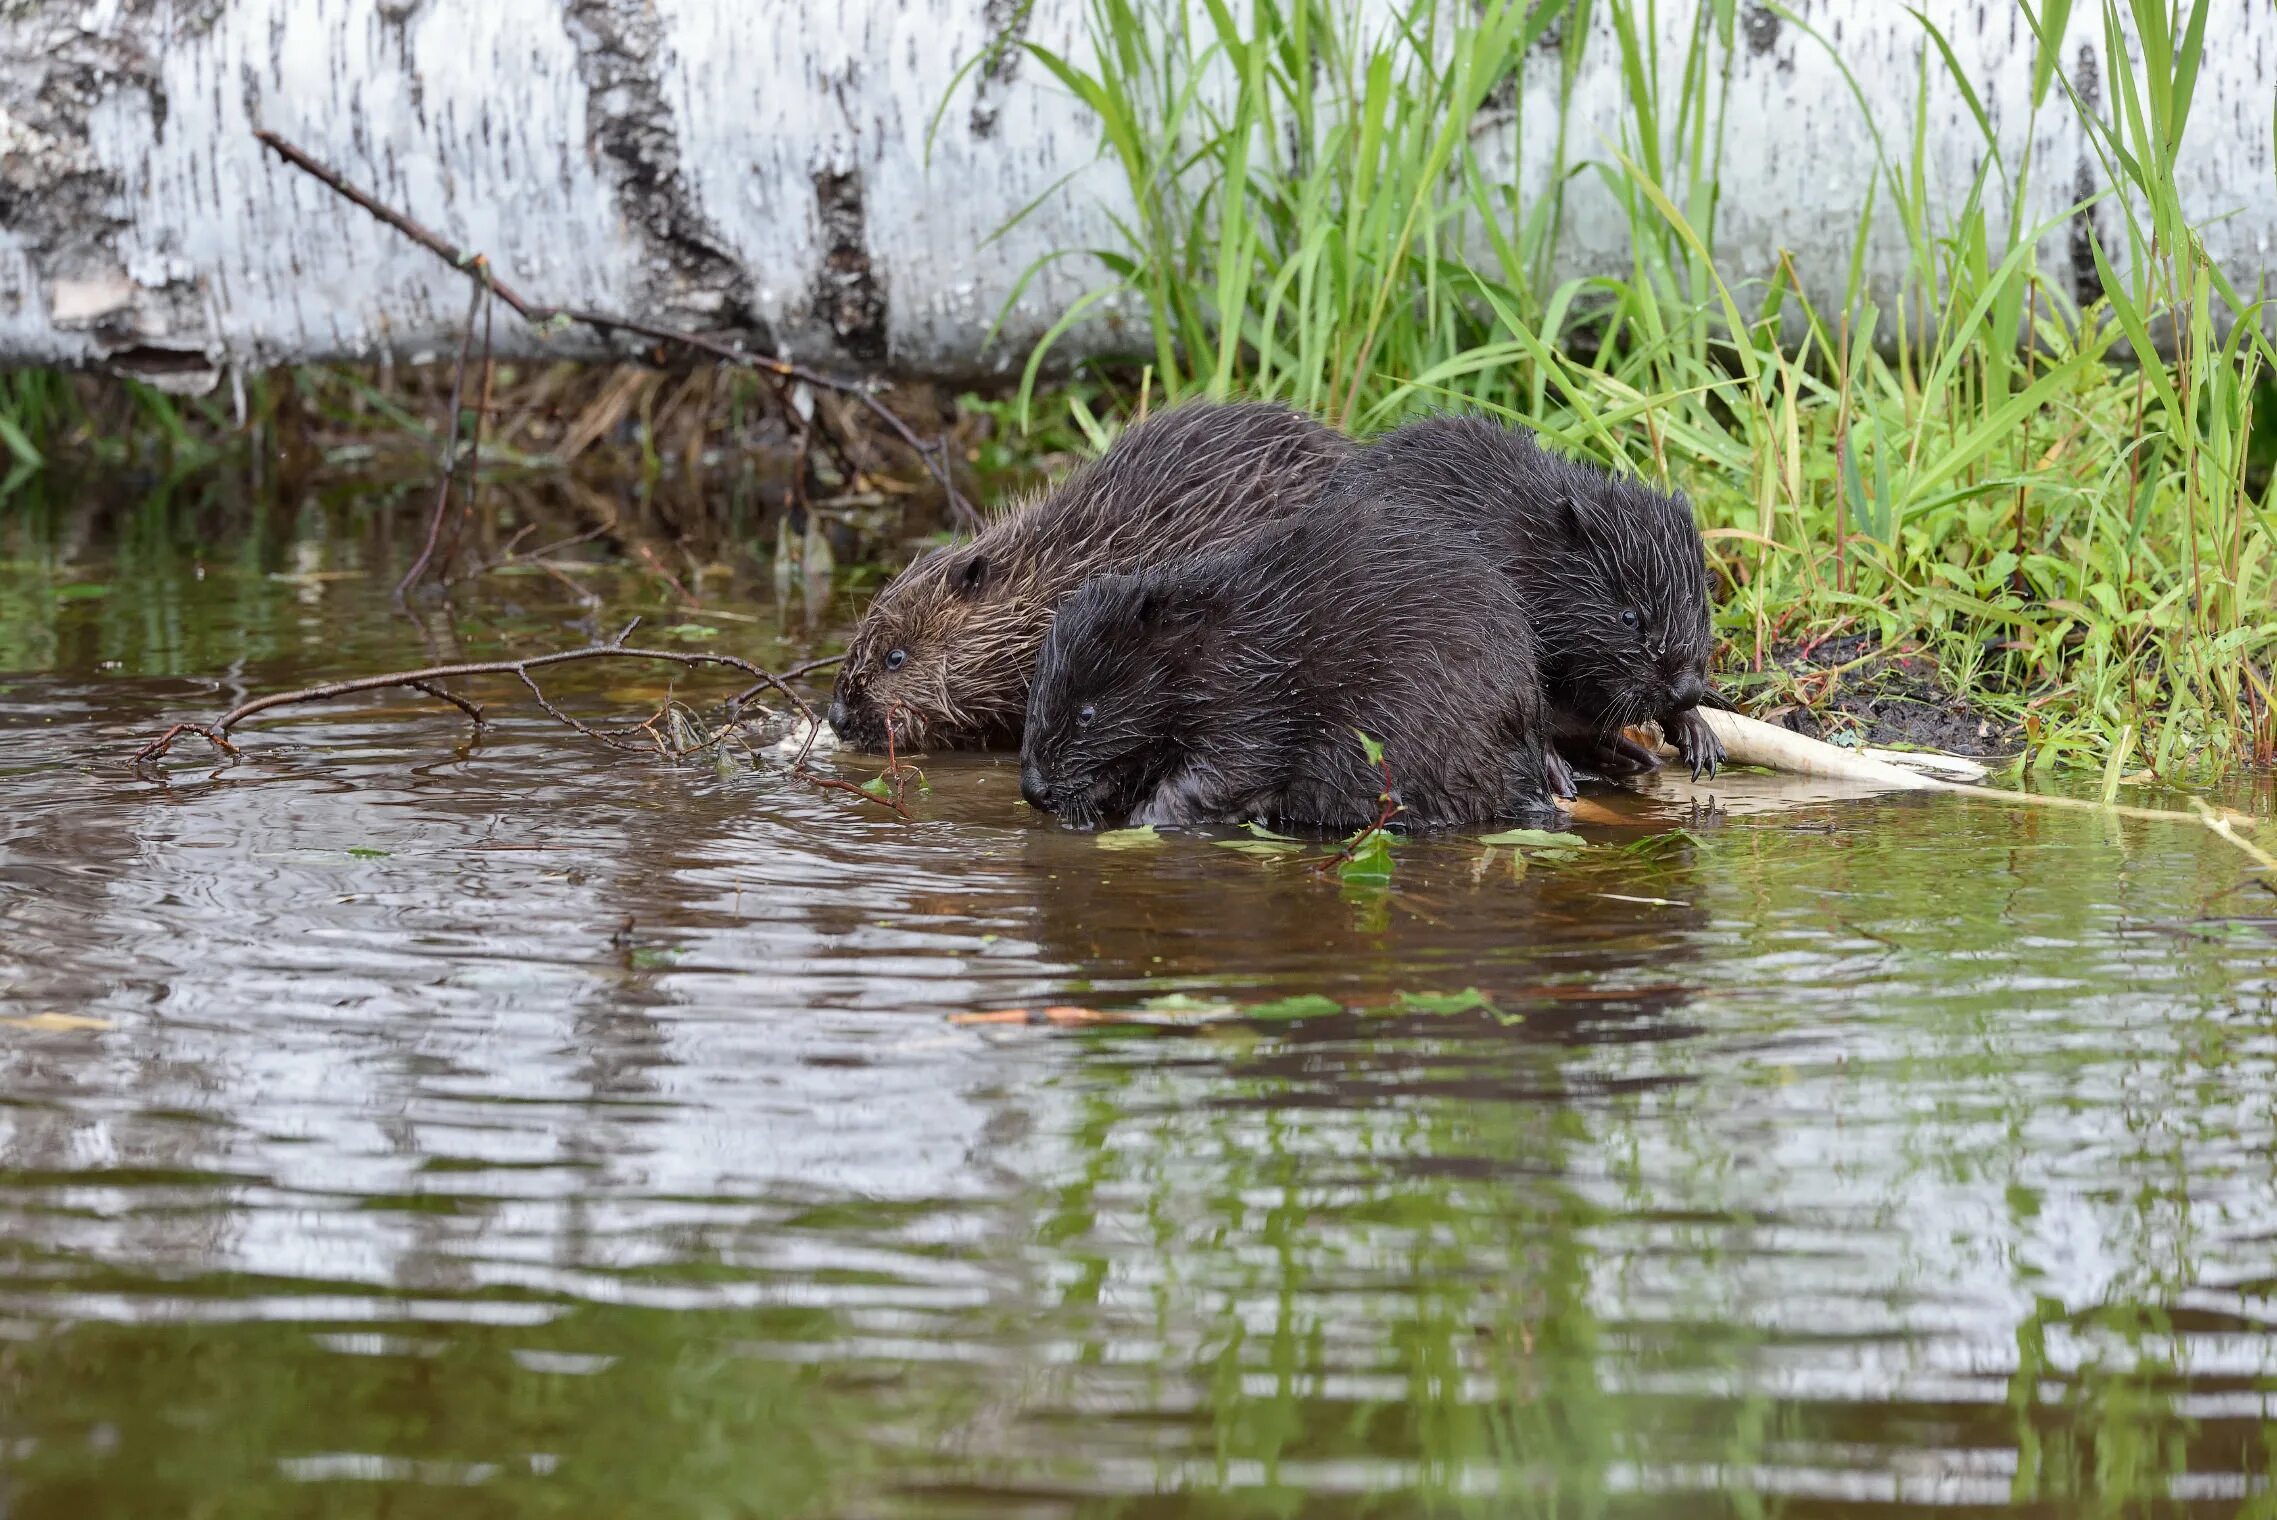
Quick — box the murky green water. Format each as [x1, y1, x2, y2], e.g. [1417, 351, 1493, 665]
[3, 494, 2275, 1517]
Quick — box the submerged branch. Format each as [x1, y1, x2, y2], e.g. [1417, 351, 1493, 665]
[127, 625, 898, 817]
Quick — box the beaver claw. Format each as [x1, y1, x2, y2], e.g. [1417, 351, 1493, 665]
[1666, 707, 1724, 780]
[1543, 745, 1578, 801]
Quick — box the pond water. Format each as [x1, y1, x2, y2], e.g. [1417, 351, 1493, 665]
[2, 496, 2275, 1517]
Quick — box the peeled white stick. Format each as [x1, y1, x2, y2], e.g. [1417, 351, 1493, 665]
[1651, 710, 2271, 874]
[1679, 709, 1944, 791]
[1860, 746, 1989, 782]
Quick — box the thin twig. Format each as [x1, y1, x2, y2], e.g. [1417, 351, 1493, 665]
[253, 128, 980, 530]
[395, 278, 485, 601]
[1312, 755, 1402, 875]
[734, 652, 844, 709]
[128, 636, 908, 820]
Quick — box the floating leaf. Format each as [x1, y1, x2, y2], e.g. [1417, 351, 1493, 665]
[346, 847, 391, 859]
[55, 583, 111, 601]
[1477, 827, 1585, 849]
[1096, 826, 1163, 850]
[1217, 838, 1302, 857]
[1245, 994, 1343, 1021]
[658, 623, 723, 641]
[1593, 892, 1689, 908]
[2, 1012, 114, 1032]
[1140, 992, 1236, 1017]
[1338, 829, 1394, 884]
[1390, 987, 1495, 1017]
[1242, 821, 1300, 840]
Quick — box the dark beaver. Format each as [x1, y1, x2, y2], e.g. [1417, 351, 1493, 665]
[1322, 414, 1722, 784]
[1018, 505, 1561, 834]
[828, 401, 1351, 752]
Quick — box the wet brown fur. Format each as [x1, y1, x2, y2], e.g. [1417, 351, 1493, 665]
[1320, 414, 1723, 781]
[1019, 502, 1561, 835]
[829, 401, 1351, 751]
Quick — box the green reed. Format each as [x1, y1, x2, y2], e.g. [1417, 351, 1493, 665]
[1003, 0, 2277, 774]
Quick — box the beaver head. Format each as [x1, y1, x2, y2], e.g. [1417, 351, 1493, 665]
[1018, 572, 1191, 831]
[1530, 473, 1714, 740]
[827, 543, 1048, 752]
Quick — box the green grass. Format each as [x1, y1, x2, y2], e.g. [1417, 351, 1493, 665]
[998, 0, 2277, 775]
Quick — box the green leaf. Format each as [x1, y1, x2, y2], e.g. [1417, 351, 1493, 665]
[859, 775, 893, 800]
[345, 847, 391, 860]
[1242, 821, 1300, 840]
[1350, 728, 1386, 767]
[1477, 827, 1585, 849]
[1096, 826, 1164, 850]
[1245, 994, 1344, 1022]
[55, 583, 111, 601]
[1338, 829, 1394, 884]
[1390, 987, 1495, 1016]
[1140, 992, 1236, 1017]
[1218, 838, 1302, 857]
[658, 623, 723, 641]
[0, 413, 43, 470]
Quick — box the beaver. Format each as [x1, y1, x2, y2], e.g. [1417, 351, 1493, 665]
[1319, 414, 1723, 784]
[827, 401, 1352, 752]
[1018, 504, 1561, 834]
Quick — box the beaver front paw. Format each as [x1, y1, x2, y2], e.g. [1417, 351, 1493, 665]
[1666, 708, 1724, 780]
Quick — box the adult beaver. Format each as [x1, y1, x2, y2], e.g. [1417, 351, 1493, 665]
[1018, 504, 1561, 834]
[827, 401, 1351, 752]
[1322, 415, 1723, 783]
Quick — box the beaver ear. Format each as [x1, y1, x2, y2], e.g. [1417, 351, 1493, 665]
[1558, 491, 1590, 543]
[952, 554, 990, 598]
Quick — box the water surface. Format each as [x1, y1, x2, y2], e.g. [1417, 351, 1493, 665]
[2, 500, 2274, 1517]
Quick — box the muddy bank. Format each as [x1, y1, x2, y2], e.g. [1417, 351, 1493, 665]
[1733, 631, 2019, 758]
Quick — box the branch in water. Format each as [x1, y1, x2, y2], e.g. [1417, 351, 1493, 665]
[127, 627, 903, 818]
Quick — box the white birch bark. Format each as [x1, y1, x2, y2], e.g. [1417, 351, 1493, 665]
[0, 1, 2266, 390]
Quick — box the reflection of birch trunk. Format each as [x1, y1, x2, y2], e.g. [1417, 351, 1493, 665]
[0, 1, 2267, 385]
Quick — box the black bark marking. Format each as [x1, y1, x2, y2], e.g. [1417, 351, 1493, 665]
[2070, 42, 2105, 308]
[0, 16, 207, 374]
[561, 0, 770, 351]
[969, 0, 1038, 139]
[1743, 3, 1781, 55]
[810, 168, 889, 366]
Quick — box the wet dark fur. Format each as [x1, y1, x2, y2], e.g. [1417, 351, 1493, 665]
[829, 401, 1352, 752]
[1321, 415, 1722, 781]
[1019, 504, 1560, 835]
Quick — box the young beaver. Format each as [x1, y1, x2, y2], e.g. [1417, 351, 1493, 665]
[828, 401, 1351, 752]
[1321, 415, 1723, 786]
[1018, 506, 1561, 834]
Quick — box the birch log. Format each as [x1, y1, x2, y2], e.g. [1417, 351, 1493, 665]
[0, 1, 2269, 391]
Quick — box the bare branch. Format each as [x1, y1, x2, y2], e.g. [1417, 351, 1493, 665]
[396, 278, 486, 601]
[253, 128, 980, 530]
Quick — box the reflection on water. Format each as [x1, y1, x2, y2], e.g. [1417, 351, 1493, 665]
[1, 496, 2274, 1517]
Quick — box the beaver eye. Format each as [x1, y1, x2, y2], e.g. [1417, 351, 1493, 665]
[1619, 609, 1640, 631]
[884, 647, 908, 671]
[1077, 704, 1097, 728]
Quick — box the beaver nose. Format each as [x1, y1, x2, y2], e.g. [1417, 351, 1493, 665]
[1019, 763, 1051, 811]
[826, 698, 849, 735]
[1668, 673, 1706, 710]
